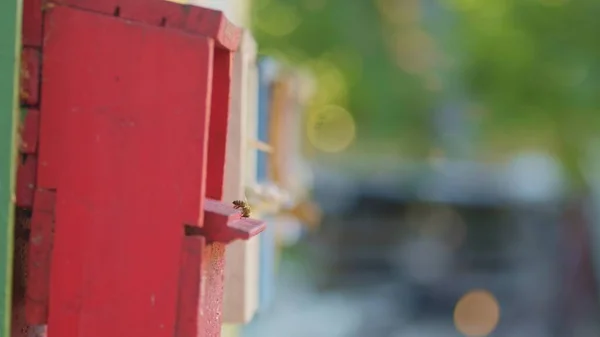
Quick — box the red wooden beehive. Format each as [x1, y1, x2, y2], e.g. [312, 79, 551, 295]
[16, 1, 266, 337]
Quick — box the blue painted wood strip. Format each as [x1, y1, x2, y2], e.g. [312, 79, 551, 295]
[256, 57, 277, 314]
[256, 58, 272, 183]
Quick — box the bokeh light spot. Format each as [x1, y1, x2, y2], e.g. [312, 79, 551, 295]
[308, 60, 348, 104]
[394, 29, 437, 75]
[254, 3, 301, 37]
[454, 289, 500, 337]
[306, 105, 356, 153]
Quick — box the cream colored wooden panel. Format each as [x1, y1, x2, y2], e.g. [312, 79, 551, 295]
[245, 46, 259, 186]
[223, 32, 260, 324]
[274, 75, 309, 202]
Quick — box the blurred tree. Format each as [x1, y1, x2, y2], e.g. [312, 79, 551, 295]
[250, 0, 436, 157]
[446, 0, 600, 184]
[251, 0, 600, 186]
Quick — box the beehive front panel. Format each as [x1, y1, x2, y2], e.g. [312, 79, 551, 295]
[39, 6, 214, 337]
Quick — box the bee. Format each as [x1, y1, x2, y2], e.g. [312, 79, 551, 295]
[232, 199, 251, 218]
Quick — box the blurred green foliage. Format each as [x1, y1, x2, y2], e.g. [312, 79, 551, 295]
[250, 0, 435, 157]
[450, 0, 600, 183]
[251, 0, 600, 183]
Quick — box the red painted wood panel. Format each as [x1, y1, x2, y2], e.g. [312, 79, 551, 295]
[175, 239, 234, 337]
[40, 7, 214, 337]
[22, 0, 43, 46]
[20, 48, 40, 106]
[206, 49, 233, 200]
[16, 155, 37, 208]
[49, 0, 242, 50]
[202, 199, 266, 243]
[20, 109, 40, 154]
[175, 236, 206, 337]
[25, 189, 56, 324]
[201, 243, 226, 337]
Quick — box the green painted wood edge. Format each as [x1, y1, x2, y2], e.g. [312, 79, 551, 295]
[0, 0, 22, 333]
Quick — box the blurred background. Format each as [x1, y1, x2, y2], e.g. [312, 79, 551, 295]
[239, 0, 600, 336]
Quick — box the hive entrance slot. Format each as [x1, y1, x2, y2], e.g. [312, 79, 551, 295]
[184, 224, 204, 237]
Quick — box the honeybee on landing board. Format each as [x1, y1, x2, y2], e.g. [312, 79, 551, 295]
[232, 199, 251, 218]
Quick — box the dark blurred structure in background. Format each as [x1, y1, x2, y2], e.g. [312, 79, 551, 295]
[308, 159, 571, 336]
[244, 157, 600, 337]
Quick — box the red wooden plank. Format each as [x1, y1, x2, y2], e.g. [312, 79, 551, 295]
[206, 49, 233, 200]
[25, 189, 56, 324]
[41, 7, 214, 337]
[173, 5, 241, 51]
[203, 198, 240, 226]
[16, 155, 37, 208]
[11, 301, 28, 337]
[12, 210, 33, 337]
[48, 0, 242, 50]
[50, 0, 121, 16]
[120, 0, 190, 28]
[175, 236, 206, 337]
[175, 239, 228, 337]
[47, 192, 85, 337]
[122, 1, 241, 51]
[20, 108, 40, 154]
[20, 48, 41, 106]
[226, 218, 265, 241]
[50, 0, 179, 23]
[32, 187, 56, 213]
[201, 243, 226, 337]
[22, 0, 43, 46]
